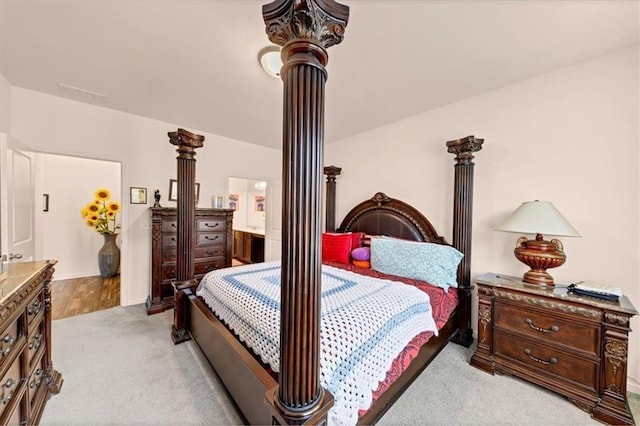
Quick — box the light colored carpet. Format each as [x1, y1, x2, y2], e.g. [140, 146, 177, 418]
[41, 305, 242, 425]
[41, 304, 637, 425]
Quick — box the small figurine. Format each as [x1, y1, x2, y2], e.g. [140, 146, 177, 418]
[153, 189, 161, 207]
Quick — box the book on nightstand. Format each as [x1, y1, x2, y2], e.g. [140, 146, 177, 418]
[568, 281, 622, 301]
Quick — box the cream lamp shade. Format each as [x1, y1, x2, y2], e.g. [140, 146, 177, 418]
[495, 200, 580, 287]
[495, 201, 581, 237]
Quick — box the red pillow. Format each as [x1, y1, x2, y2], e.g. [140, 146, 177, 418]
[350, 232, 365, 249]
[322, 233, 352, 264]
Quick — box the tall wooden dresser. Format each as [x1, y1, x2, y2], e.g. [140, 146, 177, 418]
[0, 260, 62, 425]
[147, 207, 234, 315]
[471, 273, 638, 425]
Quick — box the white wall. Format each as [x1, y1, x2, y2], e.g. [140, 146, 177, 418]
[0, 74, 11, 134]
[326, 46, 640, 393]
[10, 87, 281, 307]
[34, 153, 120, 279]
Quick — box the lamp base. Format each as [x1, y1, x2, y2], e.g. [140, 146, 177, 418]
[522, 269, 555, 287]
[514, 234, 566, 288]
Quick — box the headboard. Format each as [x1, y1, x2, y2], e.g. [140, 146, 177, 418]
[337, 192, 448, 245]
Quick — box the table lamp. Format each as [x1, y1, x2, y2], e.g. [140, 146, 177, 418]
[495, 200, 581, 287]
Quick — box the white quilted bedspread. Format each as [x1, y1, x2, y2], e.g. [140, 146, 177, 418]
[196, 261, 437, 425]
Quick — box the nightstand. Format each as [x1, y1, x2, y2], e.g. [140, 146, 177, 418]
[471, 273, 638, 425]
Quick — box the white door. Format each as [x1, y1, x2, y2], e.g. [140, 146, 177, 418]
[0, 133, 36, 263]
[264, 178, 282, 261]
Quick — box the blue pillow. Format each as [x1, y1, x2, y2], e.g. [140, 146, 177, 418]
[370, 237, 463, 290]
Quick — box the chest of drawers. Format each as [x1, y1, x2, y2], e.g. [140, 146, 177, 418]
[471, 273, 637, 425]
[147, 207, 234, 315]
[0, 260, 62, 425]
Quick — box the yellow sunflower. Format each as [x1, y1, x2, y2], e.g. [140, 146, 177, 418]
[86, 203, 100, 213]
[106, 201, 121, 213]
[81, 207, 88, 218]
[95, 188, 111, 201]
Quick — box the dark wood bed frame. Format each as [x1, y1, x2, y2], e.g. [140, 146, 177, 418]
[167, 1, 483, 424]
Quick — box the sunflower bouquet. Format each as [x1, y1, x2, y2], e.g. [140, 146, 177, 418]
[81, 188, 121, 235]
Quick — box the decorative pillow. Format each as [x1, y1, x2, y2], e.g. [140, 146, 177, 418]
[352, 260, 371, 269]
[322, 233, 352, 265]
[370, 237, 463, 289]
[350, 232, 365, 249]
[351, 246, 371, 261]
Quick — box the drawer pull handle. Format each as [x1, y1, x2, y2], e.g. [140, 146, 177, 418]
[29, 333, 42, 350]
[204, 223, 219, 228]
[524, 348, 557, 365]
[1, 334, 15, 357]
[525, 318, 558, 333]
[29, 300, 42, 315]
[171, 237, 176, 242]
[204, 235, 219, 241]
[171, 223, 177, 228]
[1, 378, 16, 404]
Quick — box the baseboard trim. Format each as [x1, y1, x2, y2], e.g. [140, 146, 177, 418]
[628, 379, 640, 396]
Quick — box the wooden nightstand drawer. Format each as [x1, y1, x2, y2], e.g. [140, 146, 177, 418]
[0, 360, 22, 418]
[196, 232, 224, 246]
[0, 316, 21, 372]
[494, 330, 598, 391]
[195, 245, 224, 259]
[194, 259, 226, 276]
[494, 302, 599, 356]
[197, 218, 225, 232]
[163, 235, 177, 247]
[162, 221, 177, 233]
[162, 264, 177, 281]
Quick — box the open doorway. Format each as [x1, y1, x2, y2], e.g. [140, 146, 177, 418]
[227, 177, 266, 265]
[35, 153, 122, 318]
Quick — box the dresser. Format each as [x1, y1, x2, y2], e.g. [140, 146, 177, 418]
[471, 273, 638, 425]
[0, 260, 62, 425]
[147, 207, 234, 315]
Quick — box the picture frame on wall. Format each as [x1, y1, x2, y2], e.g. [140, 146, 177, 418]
[130, 187, 147, 204]
[254, 195, 266, 212]
[228, 193, 239, 211]
[169, 179, 200, 202]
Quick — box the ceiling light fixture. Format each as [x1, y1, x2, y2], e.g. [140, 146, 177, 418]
[258, 46, 282, 78]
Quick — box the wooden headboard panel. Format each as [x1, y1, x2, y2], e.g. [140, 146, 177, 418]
[337, 192, 448, 245]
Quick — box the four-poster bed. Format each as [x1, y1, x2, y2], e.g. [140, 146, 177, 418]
[169, 1, 483, 424]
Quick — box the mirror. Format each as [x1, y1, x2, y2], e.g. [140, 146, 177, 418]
[227, 177, 267, 265]
[227, 177, 267, 233]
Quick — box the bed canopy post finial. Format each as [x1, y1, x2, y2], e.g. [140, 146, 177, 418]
[262, 1, 349, 424]
[447, 135, 483, 348]
[324, 165, 342, 232]
[168, 128, 204, 344]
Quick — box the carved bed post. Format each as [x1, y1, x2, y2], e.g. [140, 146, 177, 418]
[169, 128, 204, 344]
[446, 135, 483, 348]
[262, 1, 349, 424]
[324, 165, 342, 232]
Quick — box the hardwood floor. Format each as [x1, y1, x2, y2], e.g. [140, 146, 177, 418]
[51, 275, 120, 320]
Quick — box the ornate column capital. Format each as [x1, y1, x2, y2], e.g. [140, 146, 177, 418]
[263, 0, 349, 49]
[168, 128, 204, 159]
[446, 135, 484, 164]
[323, 165, 342, 182]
